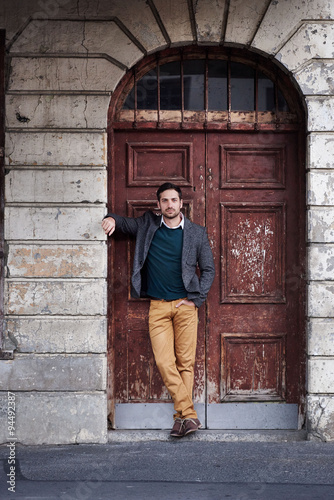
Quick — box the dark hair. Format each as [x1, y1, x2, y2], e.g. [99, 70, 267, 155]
[156, 182, 182, 201]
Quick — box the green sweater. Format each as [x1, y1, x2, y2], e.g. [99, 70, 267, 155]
[145, 224, 187, 300]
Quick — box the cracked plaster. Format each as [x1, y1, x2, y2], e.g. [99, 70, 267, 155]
[6, 243, 107, 279]
[4, 317, 107, 354]
[252, 0, 334, 55]
[5, 280, 107, 316]
[6, 94, 111, 130]
[308, 397, 334, 441]
[225, 0, 269, 45]
[5, 132, 107, 166]
[0, 392, 108, 445]
[10, 20, 143, 69]
[5, 206, 106, 241]
[5, 169, 106, 204]
[276, 23, 334, 72]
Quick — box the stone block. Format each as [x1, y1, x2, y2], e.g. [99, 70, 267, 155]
[0, 354, 107, 391]
[308, 319, 334, 356]
[84, 21, 143, 66]
[308, 358, 334, 393]
[4, 316, 107, 353]
[6, 94, 111, 129]
[306, 97, 334, 132]
[308, 208, 334, 243]
[194, 0, 226, 44]
[308, 282, 334, 317]
[9, 19, 84, 54]
[277, 23, 334, 72]
[0, 392, 108, 445]
[5, 206, 106, 241]
[8, 57, 124, 92]
[1, 0, 79, 42]
[153, 0, 193, 45]
[252, 2, 301, 54]
[5, 279, 107, 315]
[5, 132, 107, 166]
[78, 0, 167, 53]
[7, 243, 107, 278]
[294, 61, 334, 96]
[308, 171, 334, 205]
[307, 395, 334, 442]
[225, 0, 268, 45]
[10, 20, 143, 69]
[5, 0, 165, 55]
[5, 169, 107, 203]
[308, 134, 334, 169]
[308, 244, 334, 281]
[252, 1, 334, 55]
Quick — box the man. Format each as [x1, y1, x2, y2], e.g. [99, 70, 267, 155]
[102, 182, 215, 437]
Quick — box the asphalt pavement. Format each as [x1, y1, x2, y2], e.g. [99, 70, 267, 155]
[1, 439, 334, 499]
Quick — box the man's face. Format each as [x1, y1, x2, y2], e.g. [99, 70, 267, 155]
[157, 189, 183, 220]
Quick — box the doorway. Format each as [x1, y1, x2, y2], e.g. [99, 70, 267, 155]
[107, 48, 306, 430]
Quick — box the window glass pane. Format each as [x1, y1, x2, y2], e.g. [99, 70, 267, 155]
[122, 59, 290, 114]
[123, 86, 135, 109]
[160, 61, 181, 110]
[231, 62, 255, 111]
[137, 69, 158, 110]
[278, 88, 289, 112]
[208, 59, 227, 111]
[183, 59, 205, 111]
[258, 72, 275, 112]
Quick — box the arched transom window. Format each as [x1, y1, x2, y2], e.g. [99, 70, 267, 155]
[113, 49, 301, 130]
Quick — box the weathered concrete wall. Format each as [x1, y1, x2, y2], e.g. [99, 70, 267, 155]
[0, 0, 121, 445]
[0, 0, 333, 443]
[0, 392, 107, 445]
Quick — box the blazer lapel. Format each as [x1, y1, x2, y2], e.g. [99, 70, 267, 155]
[182, 217, 192, 265]
[143, 215, 160, 261]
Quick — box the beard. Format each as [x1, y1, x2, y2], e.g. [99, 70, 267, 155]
[162, 208, 181, 220]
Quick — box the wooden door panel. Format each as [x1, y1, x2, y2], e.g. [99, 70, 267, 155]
[127, 142, 193, 186]
[220, 144, 285, 189]
[127, 328, 151, 401]
[221, 333, 286, 401]
[221, 203, 286, 303]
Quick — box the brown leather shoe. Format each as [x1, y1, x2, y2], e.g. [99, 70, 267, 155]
[170, 418, 185, 438]
[183, 418, 202, 436]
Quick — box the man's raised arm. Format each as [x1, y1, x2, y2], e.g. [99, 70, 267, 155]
[101, 213, 141, 237]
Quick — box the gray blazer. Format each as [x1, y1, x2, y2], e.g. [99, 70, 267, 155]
[107, 210, 215, 308]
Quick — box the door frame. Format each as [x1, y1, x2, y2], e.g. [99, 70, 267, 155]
[107, 46, 307, 429]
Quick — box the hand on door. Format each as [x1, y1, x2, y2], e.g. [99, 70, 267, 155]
[102, 217, 116, 236]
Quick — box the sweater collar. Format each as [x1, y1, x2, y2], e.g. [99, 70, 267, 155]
[160, 212, 184, 230]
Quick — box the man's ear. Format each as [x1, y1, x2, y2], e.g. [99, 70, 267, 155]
[180, 199, 183, 209]
[157, 200, 161, 210]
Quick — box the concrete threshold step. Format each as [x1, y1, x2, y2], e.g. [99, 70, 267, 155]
[108, 429, 307, 443]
